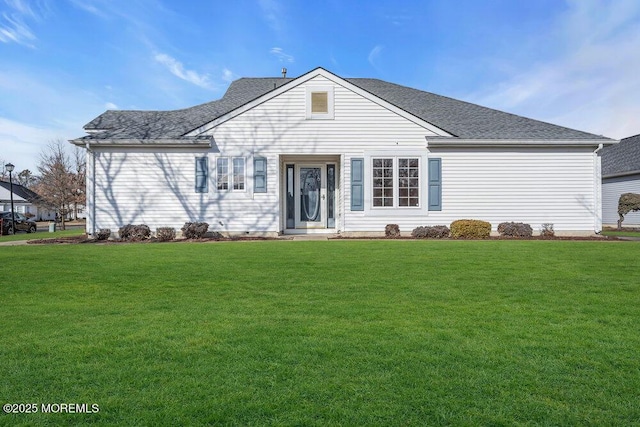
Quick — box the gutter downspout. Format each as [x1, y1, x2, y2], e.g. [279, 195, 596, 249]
[86, 142, 96, 236]
[594, 144, 604, 234]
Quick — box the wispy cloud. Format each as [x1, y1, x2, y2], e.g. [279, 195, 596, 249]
[368, 45, 384, 68]
[270, 47, 294, 63]
[221, 68, 237, 83]
[258, 0, 282, 33]
[67, 0, 108, 19]
[154, 53, 216, 90]
[466, 0, 640, 139]
[105, 102, 118, 110]
[0, 0, 47, 47]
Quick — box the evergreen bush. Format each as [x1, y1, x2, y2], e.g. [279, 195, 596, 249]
[450, 219, 491, 239]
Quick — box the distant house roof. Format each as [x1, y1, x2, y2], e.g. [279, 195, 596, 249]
[0, 180, 43, 204]
[75, 67, 613, 143]
[601, 133, 640, 178]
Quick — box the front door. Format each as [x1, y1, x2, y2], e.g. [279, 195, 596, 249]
[295, 165, 325, 228]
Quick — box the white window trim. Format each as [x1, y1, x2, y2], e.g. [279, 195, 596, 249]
[306, 85, 334, 120]
[363, 151, 428, 216]
[216, 156, 247, 193]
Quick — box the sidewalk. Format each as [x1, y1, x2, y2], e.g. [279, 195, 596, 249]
[0, 239, 31, 246]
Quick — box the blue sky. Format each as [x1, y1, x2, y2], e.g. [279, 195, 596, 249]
[1, 0, 639, 173]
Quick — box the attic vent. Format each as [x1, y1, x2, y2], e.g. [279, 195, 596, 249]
[306, 86, 334, 120]
[311, 92, 328, 114]
[282, 67, 287, 78]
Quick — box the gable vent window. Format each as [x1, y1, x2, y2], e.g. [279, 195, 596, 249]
[306, 86, 334, 119]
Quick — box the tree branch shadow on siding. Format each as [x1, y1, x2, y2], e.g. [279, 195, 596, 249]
[149, 92, 324, 234]
[92, 93, 327, 234]
[94, 152, 147, 228]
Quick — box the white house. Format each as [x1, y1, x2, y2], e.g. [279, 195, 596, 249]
[601, 134, 640, 227]
[0, 180, 56, 221]
[71, 67, 615, 237]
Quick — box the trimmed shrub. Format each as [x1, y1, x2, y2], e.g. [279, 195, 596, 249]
[618, 193, 640, 229]
[156, 227, 176, 242]
[497, 222, 533, 238]
[450, 219, 491, 239]
[95, 228, 111, 241]
[411, 225, 450, 239]
[181, 222, 209, 239]
[385, 224, 401, 238]
[540, 223, 555, 237]
[118, 224, 151, 241]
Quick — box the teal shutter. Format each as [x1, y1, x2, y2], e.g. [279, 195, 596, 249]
[428, 158, 441, 211]
[195, 157, 208, 193]
[351, 158, 364, 211]
[254, 157, 267, 193]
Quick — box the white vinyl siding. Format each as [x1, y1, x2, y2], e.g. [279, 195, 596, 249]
[87, 74, 601, 235]
[602, 174, 640, 226]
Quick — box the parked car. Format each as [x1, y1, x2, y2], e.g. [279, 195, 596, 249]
[0, 211, 37, 234]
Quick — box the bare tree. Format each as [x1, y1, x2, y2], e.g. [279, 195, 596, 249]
[35, 140, 76, 230]
[15, 169, 38, 188]
[1, 160, 8, 181]
[71, 146, 86, 220]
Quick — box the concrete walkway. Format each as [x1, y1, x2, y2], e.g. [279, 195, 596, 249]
[0, 239, 31, 246]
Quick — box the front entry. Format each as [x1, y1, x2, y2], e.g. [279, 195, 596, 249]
[296, 166, 324, 228]
[285, 162, 336, 231]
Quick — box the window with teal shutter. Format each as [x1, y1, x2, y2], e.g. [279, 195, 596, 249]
[428, 158, 441, 211]
[195, 157, 208, 193]
[351, 158, 364, 211]
[254, 157, 267, 193]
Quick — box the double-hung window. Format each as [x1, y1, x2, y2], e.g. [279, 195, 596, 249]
[217, 157, 246, 192]
[372, 157, 420, 208]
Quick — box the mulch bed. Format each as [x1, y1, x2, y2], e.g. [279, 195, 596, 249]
[26, 234, 621, 245]
[26, 235, 279, 245]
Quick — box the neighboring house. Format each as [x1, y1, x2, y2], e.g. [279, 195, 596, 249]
[71, 67, 615, 237]
[601, 133, 640, 227]
[0, 180, 56, 221]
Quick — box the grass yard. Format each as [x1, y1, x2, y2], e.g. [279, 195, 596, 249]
[0, 228, 85, 243]
[601, 229, 640, 238]
[1, 240, 639, 425]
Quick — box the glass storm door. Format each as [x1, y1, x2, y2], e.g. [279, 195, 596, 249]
[296, 165, 325, 228]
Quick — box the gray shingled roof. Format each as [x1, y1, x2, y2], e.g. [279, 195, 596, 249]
[81, 78, 293, 139]
[601, 133, 640, 177]
[0, 180, 43, 203]
[79, 69, 611, 142]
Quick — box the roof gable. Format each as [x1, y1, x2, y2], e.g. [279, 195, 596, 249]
[185, 67, 452, 137]
[75, 67, 614, 144]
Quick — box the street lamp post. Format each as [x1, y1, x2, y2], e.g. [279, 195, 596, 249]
[5, 163, 15, 234]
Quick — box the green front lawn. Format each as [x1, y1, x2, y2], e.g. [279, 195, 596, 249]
[0, 228, 85, 243]
[601, 229, 640, 238]
[1, 240, 639, 425]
